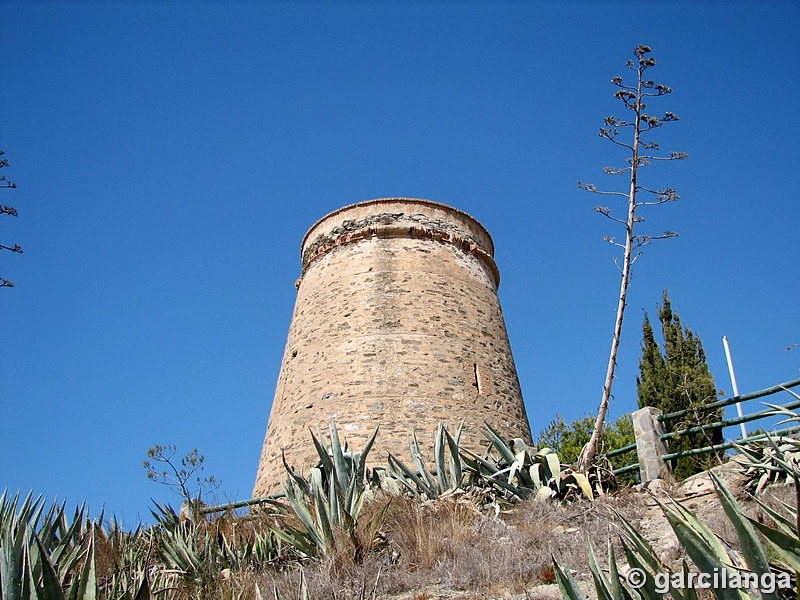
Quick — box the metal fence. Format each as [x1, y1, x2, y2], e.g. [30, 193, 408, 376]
[611, 376, 800, 478]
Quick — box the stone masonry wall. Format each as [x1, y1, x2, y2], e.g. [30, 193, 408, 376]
[253, 199, 532, 496]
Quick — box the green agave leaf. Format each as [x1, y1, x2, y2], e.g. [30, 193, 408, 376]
[69, 530, 97, 600]
[35, 500, 66, 551]
[615, 513, 663, 578]
[619, 538, 667, 600]
[33, 532, 66, 600]
[282, 479, 325, 550]
[746, 516, 800, 572]
[387, 453, 433, 498]
[328, 422, 350, 497]
[409, 430, 437, 493]
[460, 446, 501, 475]
[552, 554, 585, 600]
[513, 450, 534, 488]
[587, 537, 614, 600]
[270, 525, 317, 559]
[454, 419, 465, 445]
[709, 471, 779, 600]
[443, 425, 463, 490]
[354, 427, 380, 487]
[654, 498, 745, 600]
[434, 422, 450, 493]
[21, 539, 35, 600]
[486, 471, 529, 500]
[483, 422, 517, 466]
[310, 473, 335, 551]
[511, 438, 528, 454]
[606, 543, 633, 600]
[310, 426, 335, 478]
[507, 453, 524, 486]
[678, 561, 699, 600]
[1, 529, 22, 600]
[282, 451, 312, 498]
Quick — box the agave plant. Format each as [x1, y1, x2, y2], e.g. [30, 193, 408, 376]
[387, 421, 464, 500]
[385, 421, 594, 503]
[274, 423, 390, 561]
[461, 422, 594, 502]
[148, 499, 286, 597]
[733, 399, 800, 496]
[0, 491, 141, 600]
[554, 463, 798, 599]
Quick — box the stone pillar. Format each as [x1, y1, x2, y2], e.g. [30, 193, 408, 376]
[632, 407, 673, 483]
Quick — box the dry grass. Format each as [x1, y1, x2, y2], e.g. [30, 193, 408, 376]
[250, 489, 653, 599]
[152, 471, 795, 599]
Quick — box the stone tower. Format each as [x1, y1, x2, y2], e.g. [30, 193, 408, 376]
[253, 198, 531, 496]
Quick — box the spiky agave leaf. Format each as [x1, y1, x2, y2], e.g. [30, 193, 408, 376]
[409, 429, 438, 495]
[652, 496, 746, 600]
[587, 536, 616, 600]
[709, 471, 779, 600]
[386, 453, 432, 499]
[552, 554, 585, 600]
[746, 517, 800, 572]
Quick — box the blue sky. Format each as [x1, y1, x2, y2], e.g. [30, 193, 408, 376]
[1, 1, 798, 523]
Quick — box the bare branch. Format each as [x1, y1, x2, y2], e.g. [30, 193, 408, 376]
[612, 255, 623, 274]
[0, 279, 13, 287]
[635, 187, 680, 203]
[614, 89, 636, 103]
[578, 182, 629, 197]
[144, 443, 220, 502]
[598, 129, 635, 150]
[0, 244, 22, 253]
[0, 205, 17, 217]
[594, 206, 628, 226]
[655, 188, 680, 202]
[603, 166, 629, 175]
[638, 154, 685, 162]
[610, 76, 636, 91]
[603, 235, 625, 250]
[604, 116, 633, 128]
[633, 231, 679, 247]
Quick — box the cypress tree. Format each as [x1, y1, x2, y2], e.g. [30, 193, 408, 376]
[637, 290, 722, 479]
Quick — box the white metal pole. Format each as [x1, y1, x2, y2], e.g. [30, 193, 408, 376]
[722, 336, 747, 439]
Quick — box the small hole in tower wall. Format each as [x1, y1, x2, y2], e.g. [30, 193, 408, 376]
[473, 363, 482, 395]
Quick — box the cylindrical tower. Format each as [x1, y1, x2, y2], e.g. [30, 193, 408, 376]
[254, 198, 531, 495]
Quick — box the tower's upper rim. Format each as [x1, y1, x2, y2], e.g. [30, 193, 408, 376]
[301, 198, 495, 256]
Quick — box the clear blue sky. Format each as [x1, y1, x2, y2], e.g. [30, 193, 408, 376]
[2, 1, 798, 523]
